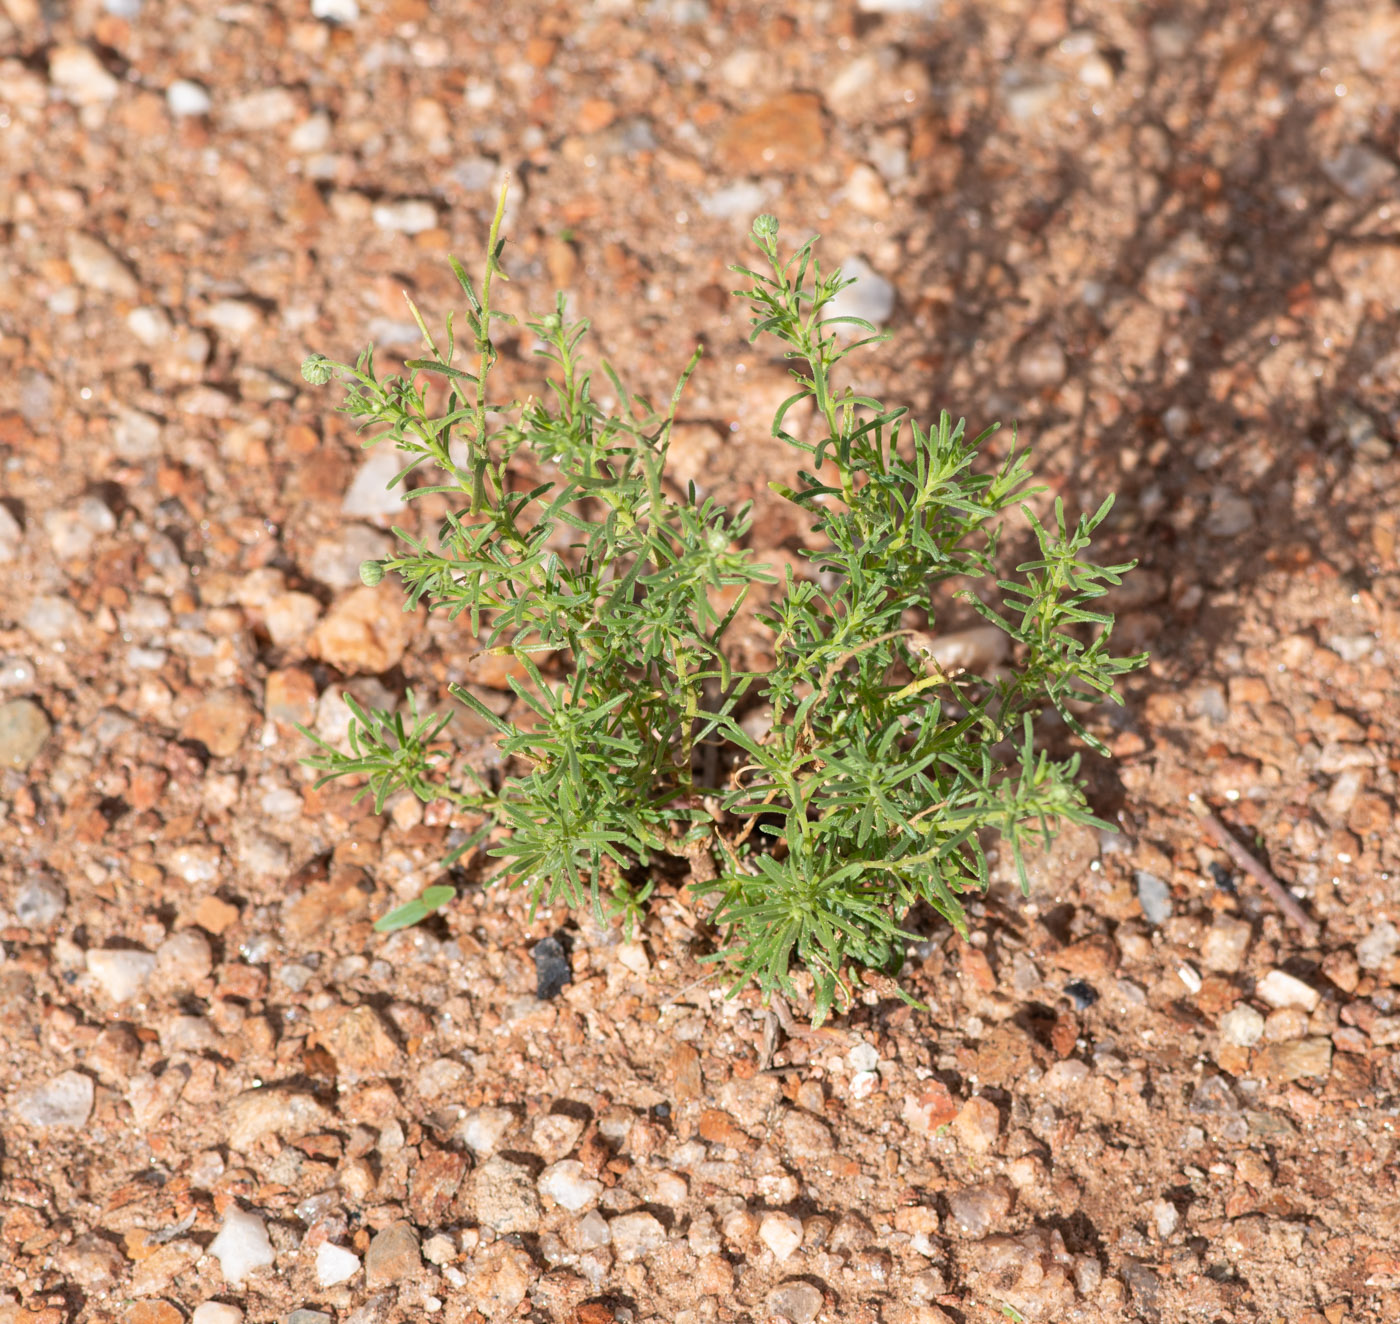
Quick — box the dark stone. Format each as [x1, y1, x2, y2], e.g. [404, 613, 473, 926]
[1063, 980, 1099, 1011]
[533, 934, 572, 1000]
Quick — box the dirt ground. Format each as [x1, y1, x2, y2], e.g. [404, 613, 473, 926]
[3, 1, 1400, 1322]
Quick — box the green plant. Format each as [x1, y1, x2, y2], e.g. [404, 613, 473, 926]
[297, 190, 1146, 1024]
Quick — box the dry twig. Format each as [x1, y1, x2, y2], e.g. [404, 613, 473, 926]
[1188, 795, 1320, 944]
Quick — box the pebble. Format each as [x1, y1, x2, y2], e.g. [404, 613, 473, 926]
[1201, 915, 1252, 973]
[87, 947, 157, 1001]
[963, 1226, 1076, 1316]
[1017, 340, 1068, 388]
[1357, 922, 1399, 971]
[699, 180, 770, 220]
[1135, 870, 1172, 925]
[321, 1004, 403, 1079]
[208, 1206, 276, 1285]
[764, 1280, 824, 1324]
[538, 1159, 602, 1212]
[780, 1107, 834, 1159]
[1255, 970, 1320, 1012]
[531, 1112, 585, 1161]
[533, 935, 573, 999]
[457, 1106, 516, 1155]
[14, 873, 66, 927]
[25, 595, 82, 640]
[1204, 490, 1256, 538]
[167, 80, 212, 116]
[826, 255, 896, 330]
[0, 698, 51, 771]
[312, 0, 359, 20]
[309, 526, 394, 590]
[473, 1156, 542, 1233]
[67, 233, 139, 296]
[1322, 144, 1397, 201]
[180, 690, 257, 758]
[49, 44, 121, 104]
[1255, 1037, 1332, 1082]
[342, 446, 412, 518]
[715, 93, 827, 174]
[952, 1095, 1001, 1153]
[372, 199, 439, 234]
[309, 587, 416, 675]
[224, 88, 299, 131]
[759, 1211, 803, 1262]
[462, 1243, 534, 1319]
[191, 1305, 243, 1324]
[45, 497, 116, 559]
[13, 1070, 95, 1129]
[365, 1221, 421, 1288]
[154, 929, 214, 990]
[947, 1179, 1014, 1237]
[286, 1313, 330, 1324]
[111, 408, 163, 460]
[609, 1210, 667, 1262]
[1152, 1200, 1179, 1238]
[224, 1087, 333, 1151]
[1219, 1004, 1265, 1048]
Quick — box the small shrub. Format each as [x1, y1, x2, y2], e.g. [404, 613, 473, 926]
[298, 190, 1146, 1023]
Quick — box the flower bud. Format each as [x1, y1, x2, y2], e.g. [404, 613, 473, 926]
[359, 559, 386, 586]
[301, 354, 334, 385]
[752, 213, 779, 241]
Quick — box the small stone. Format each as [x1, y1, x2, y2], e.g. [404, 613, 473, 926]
[192, 893, 240, 936]
[1152, 1200, 1179, 1238]
[764, 1280, 824, 1324]
[1254, 1037, 1332, 1082]
[1255, 970, 1320, 1012]
[947, 1179, 1014, 1237]
[1017, 340, 1068, 388]
[12, 1069, 95, 1129]
[1204, 490, 1255, 538]
[372, 199, 439, 234]
[24, 595, 82, 639]
[1135, 870, 1172, 925]
[1322, 144, 1397, 201]
[1202, 915, 1253, 974]
[286, 1312, 331, 1324]
[0, 505, 22, 562]
[192, 1305, 243, 1324]
[1219, 1004, 1265, 1048]
[456, 1106, 516, 1155]
[224, 87, 299, 131]
[308, 587, 416, 675]
[319, 1004, 403, 1080]
[533, 934, 573, 1000]
[341, 446, 412, 518]
[154, 929, 213, 991]
[167, 80, 212, 116]
[827, 254, 896, 330]
[68, 233, 139, 295]
[609, 1210, 667, 1262]
[715, 92, 827, 174]
[1357, 922, 1399, 971]
[312, 0, 359, 19]
[531, 1112, 585, 1161]
[45, 496, 116, 559]
[474, 1156, 542, 1233]
[408, 1142, 467, 1224]
[1263, 1006, 1308, 1042]
[308, 526, 394, 590]
[759, 1211, 803, 1262]
[461, 1243, 534, 1320]
[49, 44, 120, 104]
[538, 1159, 603, 1212]
[780, 1107, 835, 1159]
[951, 1095, 1000, 1153]
[903, 1080, 959, 1135]
[208, 1206, 276, 1285]
[14, 873, 66, 927]
[264, 667, 319, 729]
[699, 180, 770, 220]
[180, 690, 257, 758]
[365, 1220, 422, 1288]
[224, 1087, 333, 1151]
[126, 1304, 184, 1324]
[87, 947, 157, 1001]
[0, 698, 51, 771]
[1052, 934, 1117, 979]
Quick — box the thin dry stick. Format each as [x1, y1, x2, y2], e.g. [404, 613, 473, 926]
[1188, 795, 1320, 944]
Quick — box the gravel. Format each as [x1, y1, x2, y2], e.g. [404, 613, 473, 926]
[207, 1207, 276, 1286]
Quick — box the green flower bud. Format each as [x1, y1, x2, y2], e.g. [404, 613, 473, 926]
[301, 354, 334, 386]
[752, 213, 779, 241]
[359, 559, 386, 586]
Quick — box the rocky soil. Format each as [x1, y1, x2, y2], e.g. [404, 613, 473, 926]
[2, 1, 1399, 1322]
